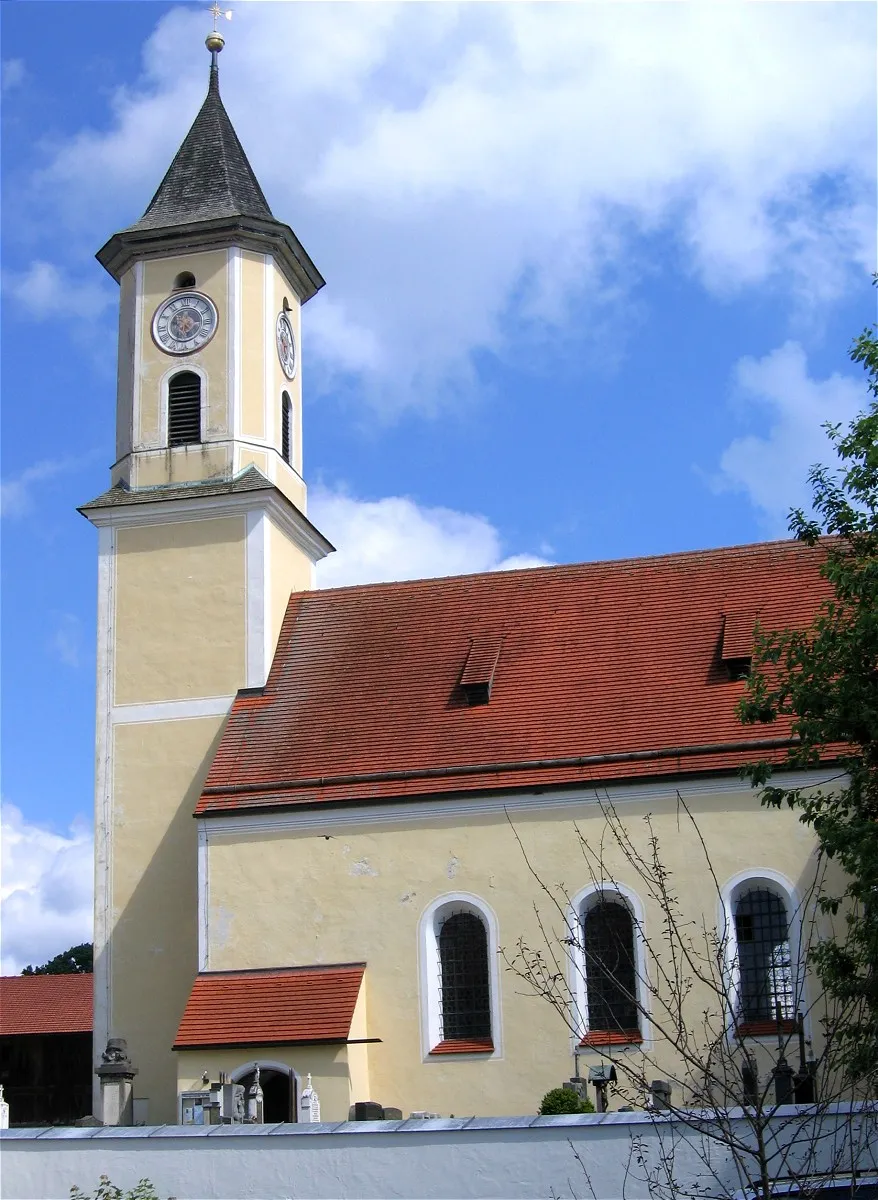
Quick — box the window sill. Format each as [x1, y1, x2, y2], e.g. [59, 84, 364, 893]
[735, 1020, 797, 1038]
[579, 1030, 643, 1048]
[429, 1039, 494, 1055]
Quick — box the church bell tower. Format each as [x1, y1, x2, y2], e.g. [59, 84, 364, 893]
[81, 26, 333, 1120]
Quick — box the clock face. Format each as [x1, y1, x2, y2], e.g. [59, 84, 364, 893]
[276, 311, 297, 379]
[152, 292, 218, 355]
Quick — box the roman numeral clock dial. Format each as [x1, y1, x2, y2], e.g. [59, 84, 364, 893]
[152, 291, 218, 355]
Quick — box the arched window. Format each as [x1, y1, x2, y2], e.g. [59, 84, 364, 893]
[168, 371, 201, 446]
[581, 896, 640, 1041]
[438, 911, 491, 1042]
[734, 888, 794, 1024]
[281, 391, 292, 465]
[419, 894, 500, 1057]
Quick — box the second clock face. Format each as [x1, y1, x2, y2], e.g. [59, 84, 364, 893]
[153, 292, 218, 355]
[276, 311, 297, 379]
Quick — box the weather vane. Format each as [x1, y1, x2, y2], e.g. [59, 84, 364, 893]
[206, 3, 232, 60]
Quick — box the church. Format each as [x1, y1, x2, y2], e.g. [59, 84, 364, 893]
[80, 30, 835, 1126]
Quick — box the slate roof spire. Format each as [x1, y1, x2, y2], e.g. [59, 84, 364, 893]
[96, 26, 325, 302]
[129, 56, 274, 233]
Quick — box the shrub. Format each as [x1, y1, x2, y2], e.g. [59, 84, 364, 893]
[70, 1178, 163, 1200]
[538, 1086, 595, 1115]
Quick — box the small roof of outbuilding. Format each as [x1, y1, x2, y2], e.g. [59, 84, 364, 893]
[0, 974, 93, 1036]
[173, 965, 366, 1050]
[197, 538, 833, 816]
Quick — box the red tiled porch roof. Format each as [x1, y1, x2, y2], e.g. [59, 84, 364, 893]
[0, 973, 93, 1036]
[173, 964, 365, 1049]
[197, 539, 832, 816]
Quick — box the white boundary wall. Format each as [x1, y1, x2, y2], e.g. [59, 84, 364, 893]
[2, 1106, 876, 1200]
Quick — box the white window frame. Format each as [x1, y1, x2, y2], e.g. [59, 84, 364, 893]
[568, 882, 651, 1049]
[719, 868, 804, 1038]
[418, 892, 503, 1061]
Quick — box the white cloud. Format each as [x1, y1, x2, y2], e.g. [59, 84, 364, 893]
[0, 457, 75, 519]
[3, 260, 113, 323]
[312, 487, 549, 588]
[0, 803, 93, 976]
[713, 342, 864, 530]
[0, 452, 97, 520]
[18, 4, 875, 414]
[48, 613, 84, 669]
[1, 58, 26, 93]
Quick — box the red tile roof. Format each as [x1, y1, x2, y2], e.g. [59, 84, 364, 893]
[197, 539, 832, 816]
[173, 965, 365, 1049]
[0, 974, 93, 1036]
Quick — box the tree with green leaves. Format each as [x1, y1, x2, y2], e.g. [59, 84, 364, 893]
[739, 286, 878, 1082]
[22, 942, 93, 975]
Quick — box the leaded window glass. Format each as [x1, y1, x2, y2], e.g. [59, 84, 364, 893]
[583, 899, 639, 1034]
[438, 911, 491, 1041]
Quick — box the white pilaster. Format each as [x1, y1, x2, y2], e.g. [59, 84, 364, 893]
[93, 524, 116, 1115]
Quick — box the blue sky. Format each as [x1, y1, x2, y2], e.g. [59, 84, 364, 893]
[1, 1, 875, 972]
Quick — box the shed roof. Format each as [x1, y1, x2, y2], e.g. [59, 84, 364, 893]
[198, 538, 831, 816]
[0, 974, 93, 1036]
[173, 965, 365, 1049]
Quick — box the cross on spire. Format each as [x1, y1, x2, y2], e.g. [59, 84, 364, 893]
[210, 3, 232, 34]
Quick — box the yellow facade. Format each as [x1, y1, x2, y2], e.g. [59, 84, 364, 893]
[200, 787, 824, 1121]
[113, 518, 246, 706]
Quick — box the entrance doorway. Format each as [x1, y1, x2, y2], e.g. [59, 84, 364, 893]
[234, 1064, 296, 1123]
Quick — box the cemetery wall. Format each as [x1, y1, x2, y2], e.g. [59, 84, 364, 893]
[2, 1104, 877, 1200]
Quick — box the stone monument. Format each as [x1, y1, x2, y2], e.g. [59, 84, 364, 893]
[96, 1038, 138, 1126]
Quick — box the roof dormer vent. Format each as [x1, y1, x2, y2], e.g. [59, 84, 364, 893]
[720, 610, 759, 681]
[460, 635, 503, 706]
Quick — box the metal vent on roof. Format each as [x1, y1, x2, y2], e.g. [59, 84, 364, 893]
[460, 635, 503, 706]
[168, 371, 202, 446]
[721, 611, 758, 681]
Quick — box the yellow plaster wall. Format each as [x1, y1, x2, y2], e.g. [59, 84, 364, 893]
[110, 714, 228, 1124]
[273, 459, 308, 513]
[205, 792, 821, 1118]
[177, 1045, 355, 1123]
[268, 516, 314, 653]
[237, 448, 270, 479]
[132, 444, 234, 489]
[138, 251, 230, 450]
[240, 251, 266, 441]
[114, 516, 246, 705]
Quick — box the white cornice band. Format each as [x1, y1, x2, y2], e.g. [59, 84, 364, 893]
[203, 768, 841, 839]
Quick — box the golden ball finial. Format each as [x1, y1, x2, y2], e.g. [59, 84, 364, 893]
[206, 30, 225, 53]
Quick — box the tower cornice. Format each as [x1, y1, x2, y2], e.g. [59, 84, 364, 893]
[96, 214, 324, 303]
[79, 467, 334, 564]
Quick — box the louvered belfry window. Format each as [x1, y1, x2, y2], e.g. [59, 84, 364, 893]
[281, 391, 292, 464]
[734, 888, 794, 1022]
[438, 912, 491, 1041]
[583, 900, 639, 1034]
[168, 371, 202, 446]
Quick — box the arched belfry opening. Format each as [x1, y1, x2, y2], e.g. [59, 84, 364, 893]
[168, 371, 202, 446]
[233, 1062, 297, 1123]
